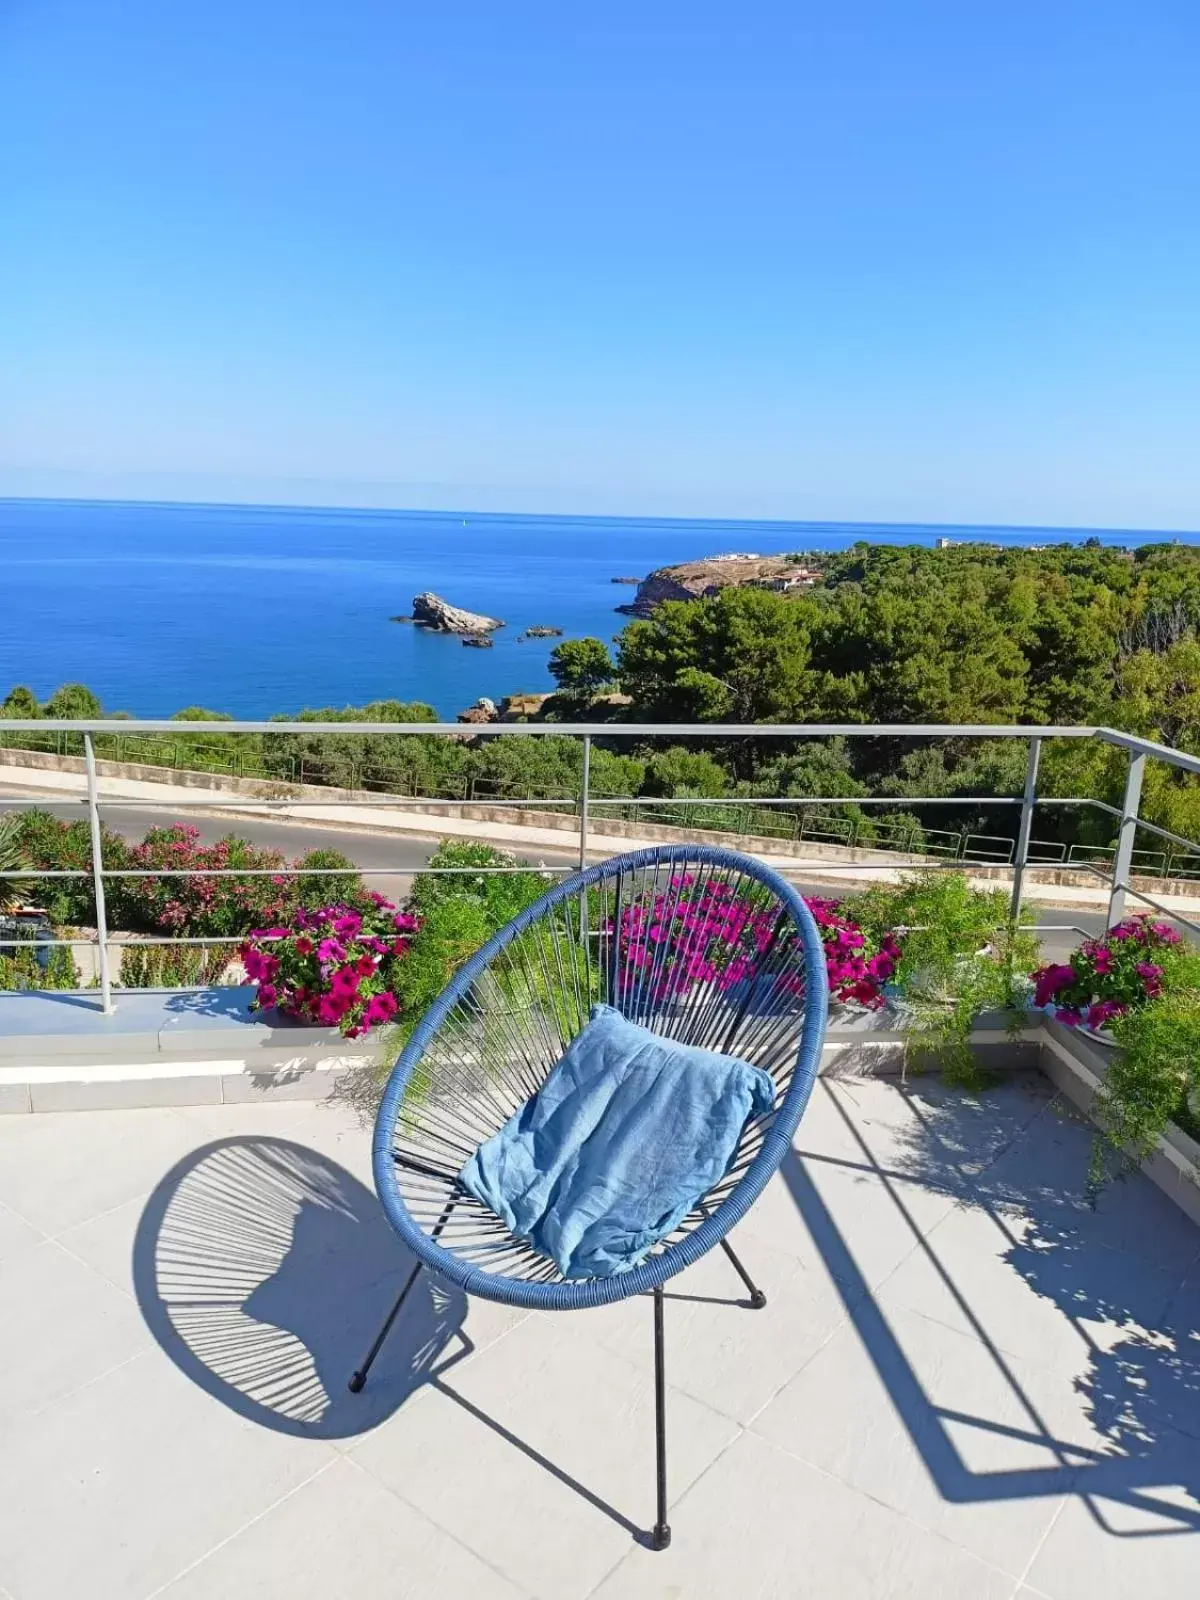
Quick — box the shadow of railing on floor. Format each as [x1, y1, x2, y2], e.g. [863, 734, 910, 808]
[781, 1078, 1200, 1539]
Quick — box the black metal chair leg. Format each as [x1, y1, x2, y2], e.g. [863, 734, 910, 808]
[349, 1190, 460, 1393]
[719, 1235, 767, 1309]
[348, 1261, 423, 1392]
[652, 1284, 671, 1550]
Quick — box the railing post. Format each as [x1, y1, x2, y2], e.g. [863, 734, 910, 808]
[578, 736, 592, 869]
[84, 733, 114, 1015]
[1108, 748, 1146, 926]
[1009, 736, 1041, 924]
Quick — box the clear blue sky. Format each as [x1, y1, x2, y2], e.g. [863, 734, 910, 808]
[2, 0, 1198, 528]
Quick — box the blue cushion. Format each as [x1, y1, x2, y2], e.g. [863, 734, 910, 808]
[459, 1003, 776, 1278]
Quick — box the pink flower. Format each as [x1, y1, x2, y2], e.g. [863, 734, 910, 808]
[365, 993, 398, 1024]
[1055, 1007, 1083, 1027]
[257, 983, 278, 1009]
[317, 938, 345, 963]
[294, 936, 314, 956]
[355, 954, 376, 978]
[1033, 964, 1076, 1008]
[333, 913, 362, 939]
[1086, 1000, 1125, 1029]
[331, 965, 360, 995]
[1091, 946, 1114, 975]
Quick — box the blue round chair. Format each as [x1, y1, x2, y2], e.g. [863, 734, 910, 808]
[350, 844, 828, 1548]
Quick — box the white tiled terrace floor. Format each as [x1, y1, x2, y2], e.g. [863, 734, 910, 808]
[0, 1073, 1198, 1600]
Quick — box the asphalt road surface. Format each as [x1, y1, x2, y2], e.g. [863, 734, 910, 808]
[0, 785, 1095, 957]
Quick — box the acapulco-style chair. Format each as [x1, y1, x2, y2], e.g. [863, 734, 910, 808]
[350, 843, 828, 1549]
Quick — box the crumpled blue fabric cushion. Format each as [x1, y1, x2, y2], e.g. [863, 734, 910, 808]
[459, 1003, 776, 1278]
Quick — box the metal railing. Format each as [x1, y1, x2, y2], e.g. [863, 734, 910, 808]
[1, 718, 1199, 1012]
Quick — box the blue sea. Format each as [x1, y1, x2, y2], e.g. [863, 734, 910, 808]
[1, 498, 1194, 719]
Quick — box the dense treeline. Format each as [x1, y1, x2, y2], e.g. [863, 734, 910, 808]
[6, 541, 1200, 853]
[605, 541, 1200, 847]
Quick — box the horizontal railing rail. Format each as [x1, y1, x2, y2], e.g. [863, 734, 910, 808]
[2, 718, 1200, 1011]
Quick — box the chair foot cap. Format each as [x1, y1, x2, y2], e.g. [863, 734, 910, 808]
[348, 1373, 366, 1393]
[748, 1290, 767, 1310]
[652, 1524, 672, 1550]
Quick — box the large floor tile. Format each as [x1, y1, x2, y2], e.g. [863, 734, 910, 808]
[589, 1429, 1015, 1600]
[0, 1351, 334, 1600]
[0, 1106, 203, 1235]
[0, 1241, 150, 1425]
[581, 1232, 853, 1423]
[876, 1197, 1182, 1378]
[974, 1096, 1200, 1279]
[0, 1197, 43, 1263]
[1089, 1271, 1200, 1450]
[175, 1099, 375, 1187]
[1024, 1421, 1200, 1599]
[350, 1312, 739, 1600]
[773, 1145, 960, 1294]
[752, 1299, 1108, 1575]
[815, 1074, 1052, 1191]
[157, 1457, 527, 1599]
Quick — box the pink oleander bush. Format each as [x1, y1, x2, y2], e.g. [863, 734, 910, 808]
[1031, 913, 1182, 1032]
[609, 875, 902, 1009]
[240, 892, 421, 1038]
[128, 825, 293, 939]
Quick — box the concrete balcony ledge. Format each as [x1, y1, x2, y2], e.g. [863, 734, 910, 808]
[0, 987, 373, 1113]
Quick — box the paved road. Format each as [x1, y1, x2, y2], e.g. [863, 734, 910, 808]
[0, 786, 579, 901]
[0, 785, 1093, 956]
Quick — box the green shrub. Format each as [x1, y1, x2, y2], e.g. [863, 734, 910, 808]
[0, 812, 21, 906]
[385, 841, 552, 1055]
[7, 810, 131, 926]
[845, 871, 1039, 1083]
[292, 848, 370, 911]
[408, 840, 551, 926]
[0, 940, 79, 992]
[119, 943, 231, 988]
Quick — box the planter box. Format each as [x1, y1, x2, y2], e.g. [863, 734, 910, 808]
[819, 1005, 1042, 1078]
[1039, 1016, 1200, 1228]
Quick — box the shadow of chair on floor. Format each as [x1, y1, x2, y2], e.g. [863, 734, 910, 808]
[134, 1135, 471, 1440]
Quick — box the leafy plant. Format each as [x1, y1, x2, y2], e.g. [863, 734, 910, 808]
[0, 812, 22, 907]
[0, 936, 78, 992]
[1093, 980, 1200, 1192]
[6, 809, 131, 926]
[292, 848, 370, 911]
[408, 840, 551, 926]
[119, 942, 230, 988]
[846, 871, 1040, 1084]
[547, 637, 614, 699]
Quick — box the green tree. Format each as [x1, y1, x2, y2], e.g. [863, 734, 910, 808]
[641, 747, 730, 798]
[617, 587, 817, 722]
[42, 683, 103, 720]
[548, 638, 614, 699]
[1, 686, 41, 718]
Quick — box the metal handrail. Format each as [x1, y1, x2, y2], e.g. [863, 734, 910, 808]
[2, 717, 1199, 1011]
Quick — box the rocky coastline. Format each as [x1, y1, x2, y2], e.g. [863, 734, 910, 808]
[616, 553, 819, 617]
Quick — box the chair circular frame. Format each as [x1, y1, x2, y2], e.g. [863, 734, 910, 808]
[373, 843, 828, 1311]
